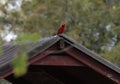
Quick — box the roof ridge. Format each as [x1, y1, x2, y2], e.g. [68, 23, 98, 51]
[58, 34, 120, 74]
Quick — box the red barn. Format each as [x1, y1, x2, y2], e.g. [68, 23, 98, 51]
[0, 34, 120, 84]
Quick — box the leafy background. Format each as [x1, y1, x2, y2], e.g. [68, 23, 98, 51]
[0, 0, 120, 83]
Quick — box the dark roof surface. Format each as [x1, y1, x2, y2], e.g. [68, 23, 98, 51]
[28, 34, 120, 74]
[0, 42, 38, 76]
[0, 34, 120, 78]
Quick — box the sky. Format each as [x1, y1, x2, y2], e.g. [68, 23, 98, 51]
[0, 0, 22, 42]
[1, 31, 17, 42]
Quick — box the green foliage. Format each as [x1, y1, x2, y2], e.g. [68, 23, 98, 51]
[1, 0, 119, 52]
[21, 0, 66, 36]
[0, 0, 120, 78]
[101, 43, 120, 66]
[19, 0, 120, 66]
[12, 52, 28, 77]
[13, 32, 40, 44]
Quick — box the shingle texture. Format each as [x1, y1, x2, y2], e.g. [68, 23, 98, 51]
[0, 34, 120, 78]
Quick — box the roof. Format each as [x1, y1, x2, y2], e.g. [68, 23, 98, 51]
[28, 34, 120, 74]
[0, 42, 38, 77]
[0, 34, 120, 79]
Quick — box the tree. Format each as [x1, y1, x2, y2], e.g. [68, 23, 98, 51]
[0, 0, 120, 79]
[20, 0, 120, 66]
[101, 43, 120, 67]
[1, 0, 120, 52]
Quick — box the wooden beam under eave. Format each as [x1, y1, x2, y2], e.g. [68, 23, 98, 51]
[65, 48, 120, 84]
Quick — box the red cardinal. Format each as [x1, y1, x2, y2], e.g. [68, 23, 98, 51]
[57, 23, 66, 35]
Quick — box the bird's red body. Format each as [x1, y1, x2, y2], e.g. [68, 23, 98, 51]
[57, 23, 66, 34]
